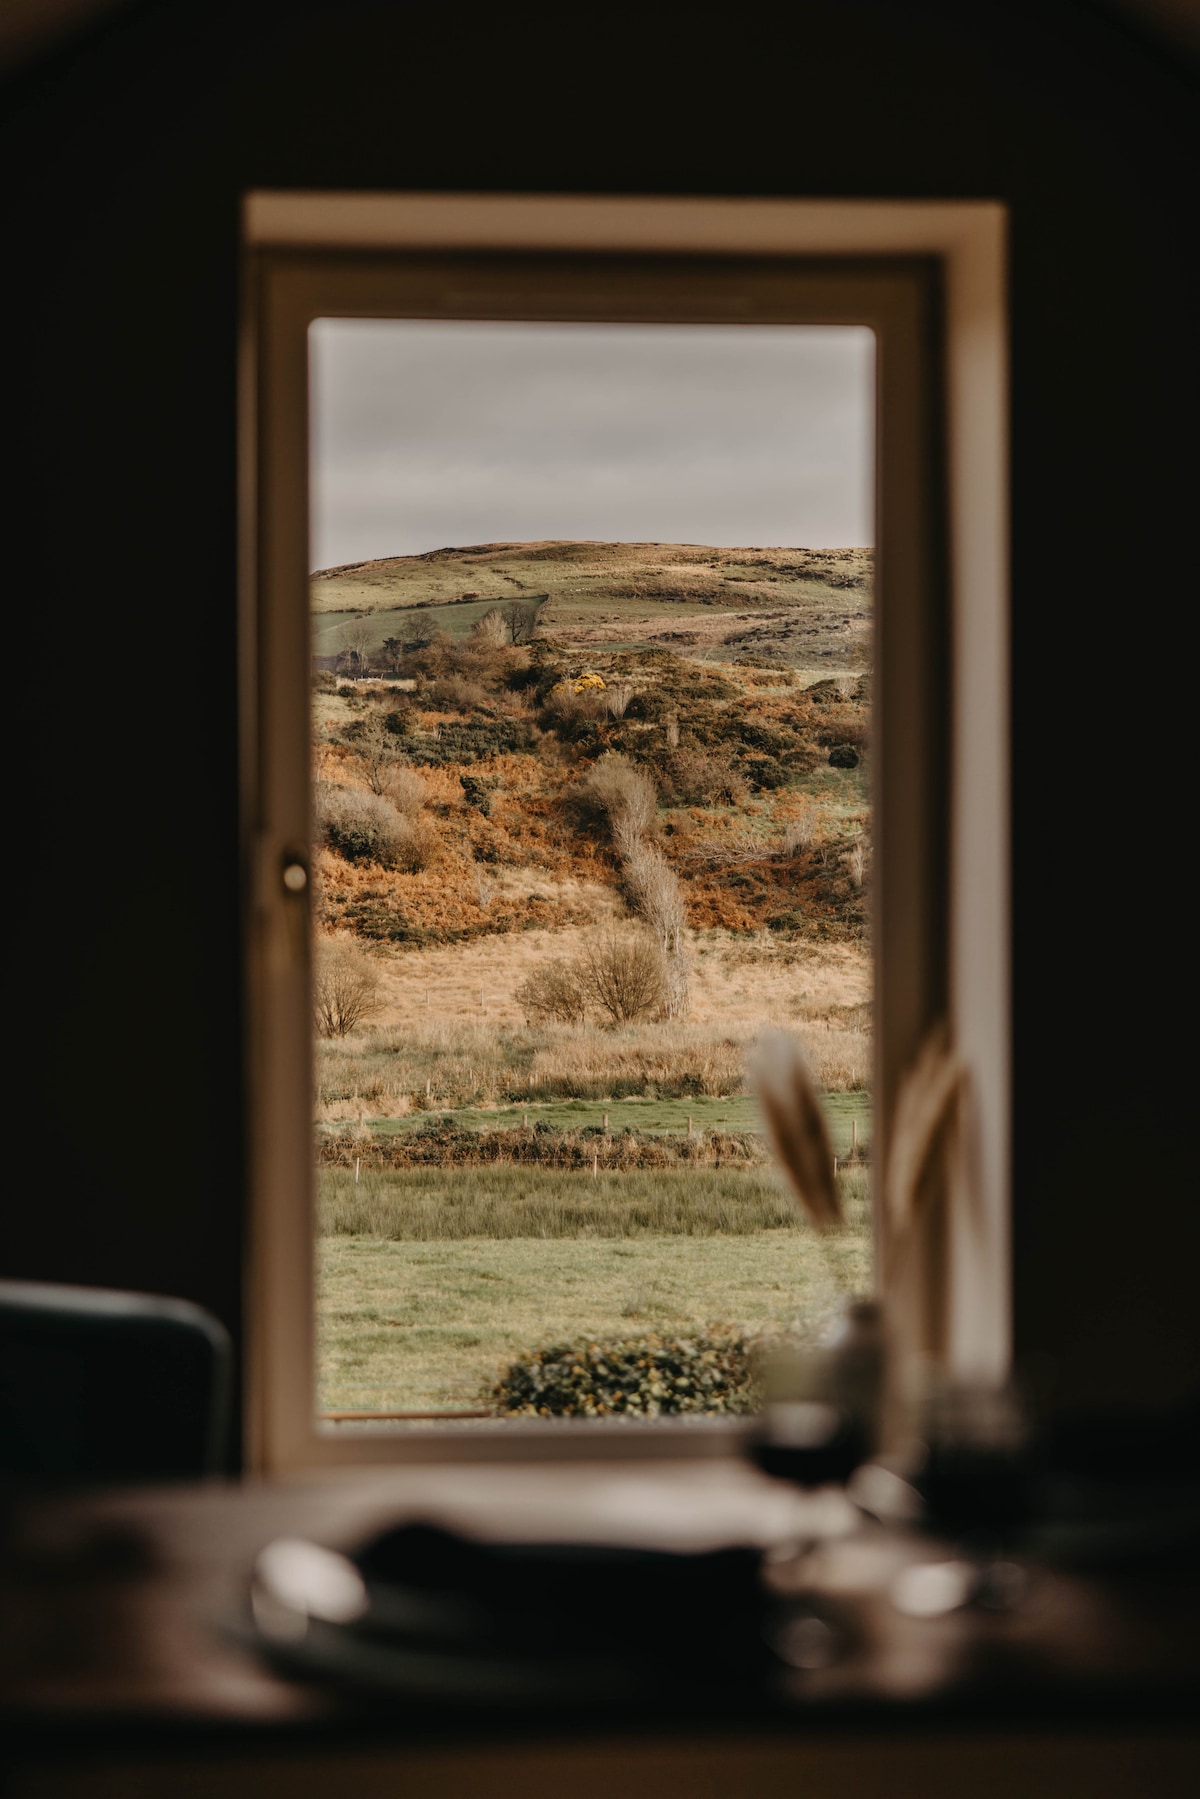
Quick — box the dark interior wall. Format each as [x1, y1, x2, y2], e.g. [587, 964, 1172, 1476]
[2, 0, 1196, 1444]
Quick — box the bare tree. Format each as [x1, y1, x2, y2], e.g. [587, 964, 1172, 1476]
[503, 599, 538, 644]
[314, 939, 383, 1037]
[579, 931, 666, 1025]
[348, 712, 403, 794]
[665, 713, 680, 749]
[338, 615, 377, 676]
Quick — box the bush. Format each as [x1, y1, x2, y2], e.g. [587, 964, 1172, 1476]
[515, 957, 590, 1025]
[661, 749, 747, 806]
[313, 939, 383, 1037]
[572, 754, 658, 838]
[828, 744, 860, 769]
[745, 755, 789, 790]
[489, 1329, 753, 1416]
[410, 717, 534, 765]
[539, 681, 605, 740]
[425, 674, 490, 713]
[316, 783, 410, 866]
[383, 764, 429, 816]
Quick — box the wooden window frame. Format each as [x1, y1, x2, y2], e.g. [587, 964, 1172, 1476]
[240, 195, 1008, 1475]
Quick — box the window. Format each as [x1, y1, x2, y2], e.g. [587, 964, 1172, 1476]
[241, 195, 1008, 1473]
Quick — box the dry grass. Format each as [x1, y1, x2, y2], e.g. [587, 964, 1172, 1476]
[315, 928, 870, 1120]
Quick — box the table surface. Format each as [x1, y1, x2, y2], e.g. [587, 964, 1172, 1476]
[2, 1457, 1198, 1755]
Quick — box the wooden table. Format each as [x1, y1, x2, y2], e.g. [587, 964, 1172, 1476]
[3, 1459, 1198, 1797]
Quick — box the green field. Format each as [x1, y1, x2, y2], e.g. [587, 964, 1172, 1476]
[311, 540, 873, 670]
[317, 1219, 871, 1412]
[362, 1089, 871, 1153]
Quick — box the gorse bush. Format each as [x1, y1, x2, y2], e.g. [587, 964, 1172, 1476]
[489, 1328, 754, 1416]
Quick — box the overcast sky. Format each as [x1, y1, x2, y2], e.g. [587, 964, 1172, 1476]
[309, 319, 874, 571]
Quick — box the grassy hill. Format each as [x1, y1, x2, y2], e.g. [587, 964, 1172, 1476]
[311, 541, 874, 1412]
[311, 540, 872, 675]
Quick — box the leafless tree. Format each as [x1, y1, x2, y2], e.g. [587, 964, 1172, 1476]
[350, 712, 404, 794]
[503, 600, 538, 644]
[313, 940, 383, 1037]
[579, 931, 666, 1025]
[665, 713, 680, 749]
[338, 615, 377, 675]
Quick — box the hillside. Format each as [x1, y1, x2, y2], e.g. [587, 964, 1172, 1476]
[311, 544, 875, 1412]
[311, 542, 872, 958]
[311, 540, 872, 677]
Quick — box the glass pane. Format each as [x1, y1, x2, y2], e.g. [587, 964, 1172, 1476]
[309, 318, 875, 1424]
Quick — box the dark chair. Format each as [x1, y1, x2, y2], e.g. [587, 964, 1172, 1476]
[0, 1280, 232, 1484]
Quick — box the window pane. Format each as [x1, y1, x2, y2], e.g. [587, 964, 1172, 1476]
[309, 318, 875, 1423]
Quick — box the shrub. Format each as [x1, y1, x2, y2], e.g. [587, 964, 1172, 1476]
[410, 717, 534, 765]
[460, 774, 492, 816]
[539, 683, 604, 739]
[580, 930, 666, 1025]
[489, 1329, 753, 1417]
[661, 749, 747, 806]
[745, 755, 789, 790]
[828, 744, 860, 769]
[515, 957, 590, 1025]
[383, 764, 429, 816]
[781, 809, 818, 856]
[425, 674, 490, 713]
[573, 754, 658, 839]
[313, 939, 383, 1037]
[316, 783, 410, 866]
[471, 606, 508, 645]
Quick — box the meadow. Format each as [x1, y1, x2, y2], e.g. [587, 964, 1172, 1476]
[310, 541, 874, 1416]
[318, 1178, 872, 1413]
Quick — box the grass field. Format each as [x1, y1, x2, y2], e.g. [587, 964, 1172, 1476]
[319, 1163, 870, 1240]
[317, 1215, 871, 1413]
[361, 1090, 871, 1153]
